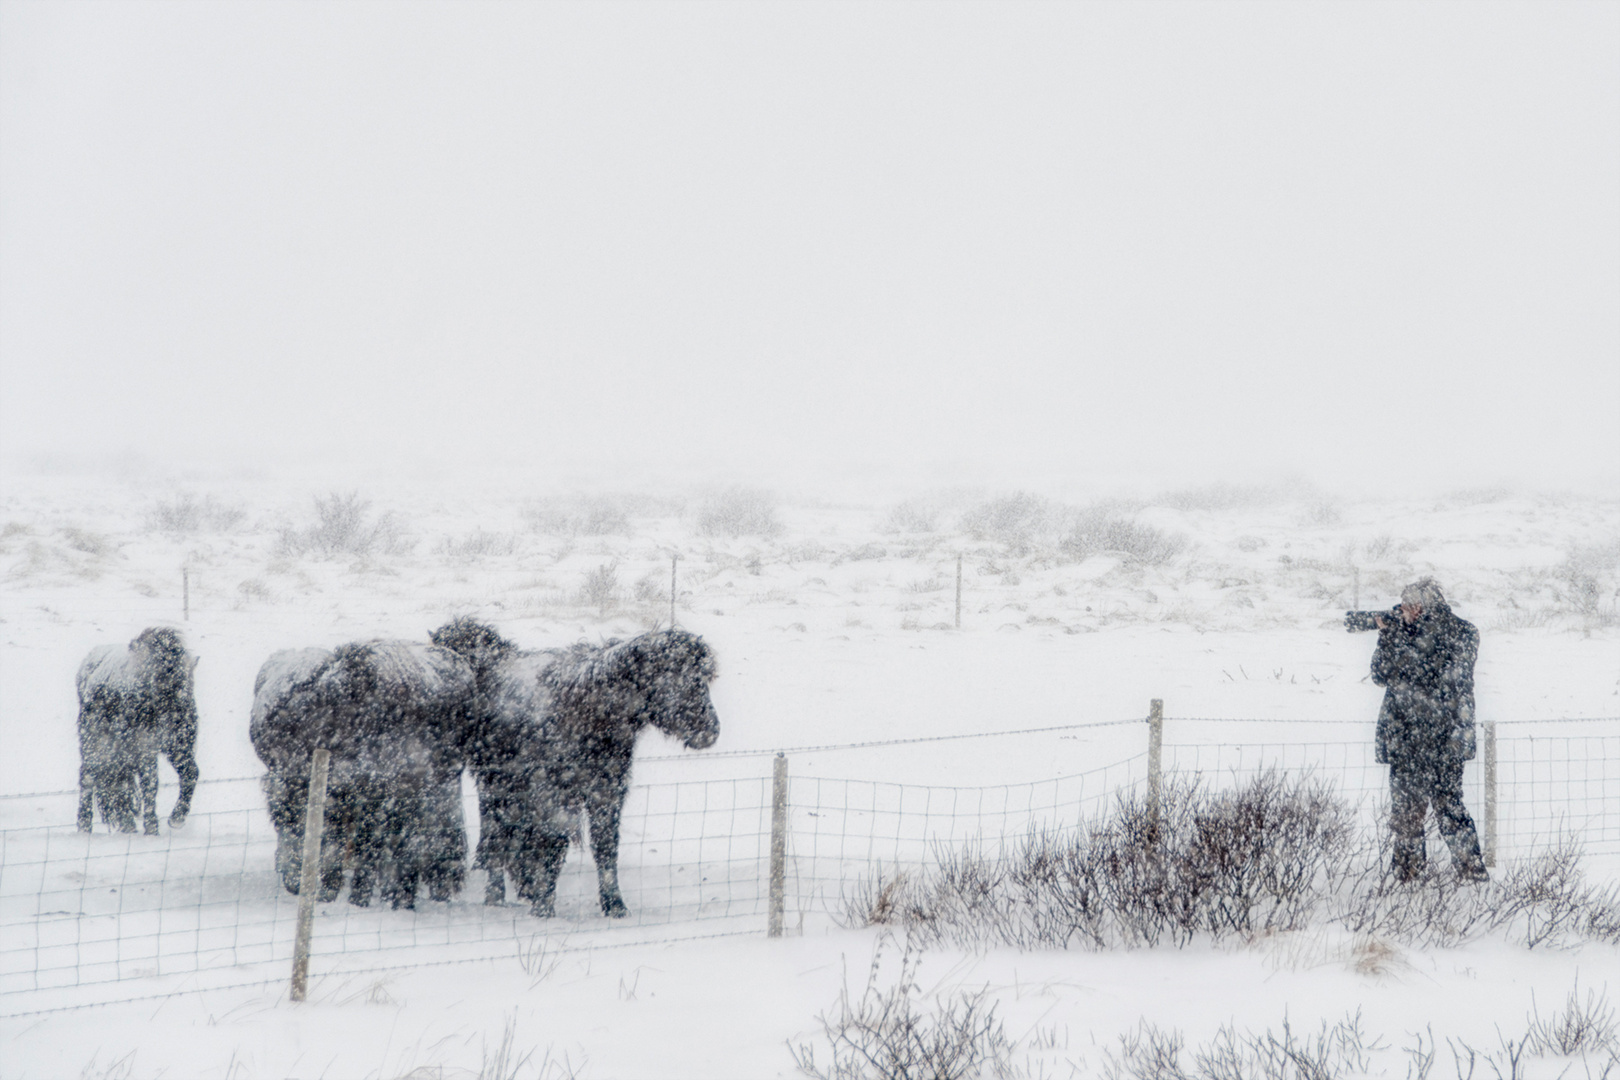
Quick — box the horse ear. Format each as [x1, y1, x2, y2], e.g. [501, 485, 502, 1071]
[191, 655, 200, 672]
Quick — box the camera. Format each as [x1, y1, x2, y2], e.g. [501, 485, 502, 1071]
[1344, 606, 1400, 633]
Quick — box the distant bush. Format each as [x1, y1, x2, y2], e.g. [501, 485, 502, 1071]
[1157, 482, 1298, 512]
[59, 526, 117, 558]
[277, 492, 410, 559]
[578, 562, 620, 616]
[696, 487, 782, 539]
[960, 493, 1054, 552]
[145, 493, 245, 534]
[1061, 509, 1187, 566]
[1557, 540, 1620, 626]
[525, 494, 637, 537]
[436, 530, 520, 560]
[881, 499, 941, 535]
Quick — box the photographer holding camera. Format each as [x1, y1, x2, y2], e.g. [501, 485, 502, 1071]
[1350, 577, 1488, 883]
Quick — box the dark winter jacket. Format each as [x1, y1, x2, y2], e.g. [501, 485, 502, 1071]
[1371, 603, 1478, 766]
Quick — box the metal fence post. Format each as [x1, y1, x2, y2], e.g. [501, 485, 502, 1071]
[1484, 721, 1497, 868]
[768, 753, 788, 937]
[1147, 699, 1163, 838]
[290, 748, 331, 1002]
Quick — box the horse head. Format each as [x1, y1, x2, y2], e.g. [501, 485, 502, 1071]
[429, 617, 516, 688]
[623, 629, 719, 750]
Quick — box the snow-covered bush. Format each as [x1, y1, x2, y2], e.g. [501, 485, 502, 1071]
[144, 493, 245, 534]
[842, 772, 1620, 954]
[276, 491, 410, 558]
[695, 486, 781, 538]
[1061, 508, 1187, 567]
[959, 493, 1055, 553]
[790, 931, 1018, 1080]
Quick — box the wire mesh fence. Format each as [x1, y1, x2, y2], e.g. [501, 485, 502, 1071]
[1, 714, 1615, 1016]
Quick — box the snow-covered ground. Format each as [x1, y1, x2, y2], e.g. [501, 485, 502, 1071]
[1, 471, 1616, 1078]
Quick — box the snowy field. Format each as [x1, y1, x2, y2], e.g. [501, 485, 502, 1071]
[1, 472, 1617, 1079]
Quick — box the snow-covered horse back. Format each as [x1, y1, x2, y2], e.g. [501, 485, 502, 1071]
[250, 640, 475, 909]
[75, 627, 199, 834]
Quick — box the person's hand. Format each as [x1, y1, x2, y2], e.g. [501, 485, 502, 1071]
[1374, 616, 1387, 630]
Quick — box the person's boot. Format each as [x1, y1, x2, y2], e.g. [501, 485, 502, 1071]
[1447, 831, 1489, 883]
[1391, 841, 1425, 884]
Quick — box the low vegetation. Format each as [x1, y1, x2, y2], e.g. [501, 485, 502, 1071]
[839, 772, 1620, 953]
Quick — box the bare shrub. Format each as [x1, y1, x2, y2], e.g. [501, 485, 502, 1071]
[1104, 1013, 1380, 1080]
[882, 499, 941, 535]
[1157, 482, 1304, 512]
[437, 530, 520, 560]
[696, 487, 782, 538]
[842, 771, 1618, 958]
[633, 572, 667, 604]
[1557, 541, 1620, 627]
[145, 493, 245, 534]
[1527, 978, 1617, 1057]
[1062, 509, 1187, 566]
[60, 526, 116, 557]
[525, 494, 638, 537]
[790, 932, 1018, 1080]
[960, 493, 1053, 552]
[579, 561, 620, 615]
[277, 492, 409, 558]
[854, 772, 1360, 952]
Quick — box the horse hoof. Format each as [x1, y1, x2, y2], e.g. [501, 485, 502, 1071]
[168, 811, 188, 829]
[602, 898, 629, 919]
[484, 884, 506, 906]
[530, 900, 556, 918]
[349, 894, 371, 908]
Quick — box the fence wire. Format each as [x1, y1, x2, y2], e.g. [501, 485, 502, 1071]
[1, 717, 1615, 1017]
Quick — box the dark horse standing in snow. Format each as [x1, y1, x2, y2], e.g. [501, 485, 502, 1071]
[432, 619, 720, 918]
[250, 640, 475, 909]
[76, 627, 199, 834]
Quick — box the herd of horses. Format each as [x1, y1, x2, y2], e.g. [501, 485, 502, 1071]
[74, 620, 721, 918]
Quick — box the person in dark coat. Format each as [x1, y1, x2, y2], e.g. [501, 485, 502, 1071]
[1371, 577, 1488, 882]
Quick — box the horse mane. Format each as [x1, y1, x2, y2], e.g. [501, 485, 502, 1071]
[539, 630, 717, 694]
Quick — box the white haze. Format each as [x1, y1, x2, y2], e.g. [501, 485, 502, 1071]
[1, 2, 1617, 496]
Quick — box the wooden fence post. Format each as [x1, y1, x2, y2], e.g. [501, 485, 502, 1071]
[1483, 721, 1497, 868]
[768, 753, 788, 937]
[1147, 699, 1164, 838]
[290, 748, 331, 1002]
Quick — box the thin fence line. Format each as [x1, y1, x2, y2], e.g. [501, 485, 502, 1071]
[4, 716, 1613, 802]
[0, 926, 763, 1019]
[641, 717, 1146, 760]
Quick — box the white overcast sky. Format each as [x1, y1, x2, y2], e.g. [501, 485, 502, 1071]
[1, 2, 1616, 492]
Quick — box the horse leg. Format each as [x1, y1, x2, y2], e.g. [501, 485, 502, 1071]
[527, 835, 568, 918]
[484, 867, 507, 905]
[585, 793, 629, 918]
[137, 745, 160, 836]
[167, 745, 198, 827]
[77, 761, 95, 833]
[101, 763, 137, 834]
